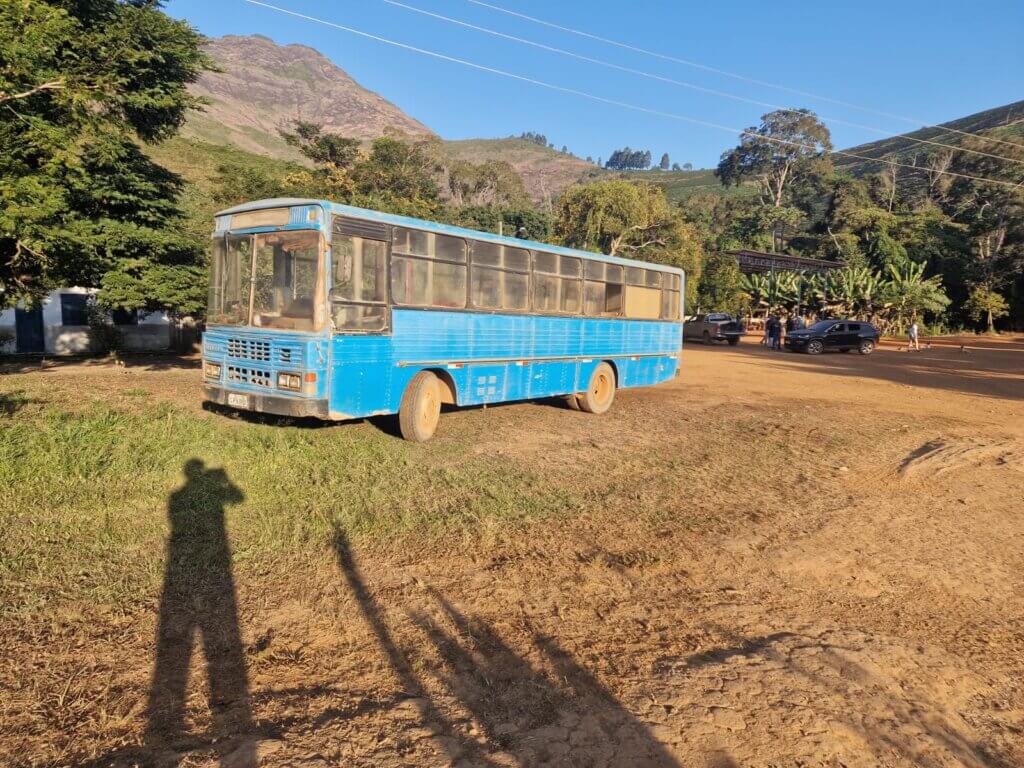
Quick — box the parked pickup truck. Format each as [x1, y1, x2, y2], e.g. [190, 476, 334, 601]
[683, 313, 746, 345]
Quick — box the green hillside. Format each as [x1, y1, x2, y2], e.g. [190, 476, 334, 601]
[834, 100, 1024, 176]
[622, 168, 757, 202]
[146, 136, 305, 244]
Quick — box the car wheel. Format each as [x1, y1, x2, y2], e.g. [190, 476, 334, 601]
[806, 339, 824, 355]
[728, 337, 739, 346]
[858, 339, 875, 355]
[398, 371, 442, 442]
[578, 362, 616, 414]
[702, 330, 711, 345]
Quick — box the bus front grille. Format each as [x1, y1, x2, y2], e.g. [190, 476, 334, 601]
[227, 338, 271, 362]
[227, 365, 272, 388]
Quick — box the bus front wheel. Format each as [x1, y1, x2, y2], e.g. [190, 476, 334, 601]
[579, 362, 616, 415]
[399, 371, 442, 442]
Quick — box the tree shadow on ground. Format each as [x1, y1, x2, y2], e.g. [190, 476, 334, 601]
[723, 340, 1024, 401]
[678, 627, 1015, 768]
[0, 389, 38, 416]
[0, 353, 200, 374]
[333, 529, 683, 766]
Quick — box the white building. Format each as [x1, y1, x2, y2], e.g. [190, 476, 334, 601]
[0, 287, 171, 355]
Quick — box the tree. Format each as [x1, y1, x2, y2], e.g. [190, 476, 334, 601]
[211, 163, 289, 208]
[445, 206, 552, 242]
[517, 131, 548, 146]
[945, 137, 1024, 318]
[671, 163, 682, 172]
[440, 159, 529, 208]
[1, 0, 211, 311]
[683, 162, 694, 171]
[280, 121, 360, 171]
[879, 260, 950, 333]
[561, 145, 569, 154]
[553, 181, 702, 301]
[716, 109, 833, 208]
[696, 252, 744, 313]
[605, 148, 653, 171]
[659, 153, 670, 170]
[964, 286, 1009, 333]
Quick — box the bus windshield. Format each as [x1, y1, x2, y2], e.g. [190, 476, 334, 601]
[207, 230, 323, 331]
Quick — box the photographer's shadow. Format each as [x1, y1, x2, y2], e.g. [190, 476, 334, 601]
[144, 459, 255, 766]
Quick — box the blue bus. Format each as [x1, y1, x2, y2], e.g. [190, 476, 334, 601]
[203, 199, 684, 441]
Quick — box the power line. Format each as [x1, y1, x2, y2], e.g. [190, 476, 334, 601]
[241, 0, 1024, 190]
[463, 0, 1024, 153]
[379, 0, 1024, 167]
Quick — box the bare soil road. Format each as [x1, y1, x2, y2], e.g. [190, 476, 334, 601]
[1, 336, 1022, 767]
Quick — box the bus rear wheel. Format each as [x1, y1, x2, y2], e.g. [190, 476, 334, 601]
[399, 371, 442, 442]
[579, 362, 616, 414]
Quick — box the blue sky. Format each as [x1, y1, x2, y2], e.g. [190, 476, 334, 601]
[166, 0, 1023, 168]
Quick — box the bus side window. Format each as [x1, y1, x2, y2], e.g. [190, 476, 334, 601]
[330, 233, 388, 331]
[392, 228, 467, 308]
[584, 261, 624, 317]
[471, 241, 530, 311]
[623, 267, 662, 319]
[533, 252, 582, 315]
[661, 273, 681, 320]
[560, 256, 581, 314]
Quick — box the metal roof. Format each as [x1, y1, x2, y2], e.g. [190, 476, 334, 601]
[215, 198, 685, 276]
[726, 249, 844, 273]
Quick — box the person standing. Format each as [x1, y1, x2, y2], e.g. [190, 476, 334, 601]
[909, 318, 920, 351]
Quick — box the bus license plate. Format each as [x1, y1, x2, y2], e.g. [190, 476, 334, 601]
[227, 393, 250, 409]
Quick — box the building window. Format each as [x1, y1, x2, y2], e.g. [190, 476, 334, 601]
[112, 308, 138, 326]
[60, 294, 88, 326]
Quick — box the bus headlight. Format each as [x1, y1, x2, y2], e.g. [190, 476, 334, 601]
[277, 372, 301, 391]
[204, 361, 222, 379]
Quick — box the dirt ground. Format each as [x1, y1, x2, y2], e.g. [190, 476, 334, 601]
[3, 335, 1024, 767]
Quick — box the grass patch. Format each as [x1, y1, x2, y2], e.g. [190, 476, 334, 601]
[0, 400, 576, 619]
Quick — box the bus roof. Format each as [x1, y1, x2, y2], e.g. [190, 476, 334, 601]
[215, 198, 685, 276]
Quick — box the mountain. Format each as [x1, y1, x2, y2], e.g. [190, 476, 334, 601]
[185, 35, 599, 200]
[443, 138, 602, 203]
[833, 100, 1024, 176]
[185, 35, 433, 159]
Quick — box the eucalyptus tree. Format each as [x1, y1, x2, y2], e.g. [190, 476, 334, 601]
[716, 109, 833, 209]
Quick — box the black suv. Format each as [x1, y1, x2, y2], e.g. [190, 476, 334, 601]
[785, 319, 880, 355]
